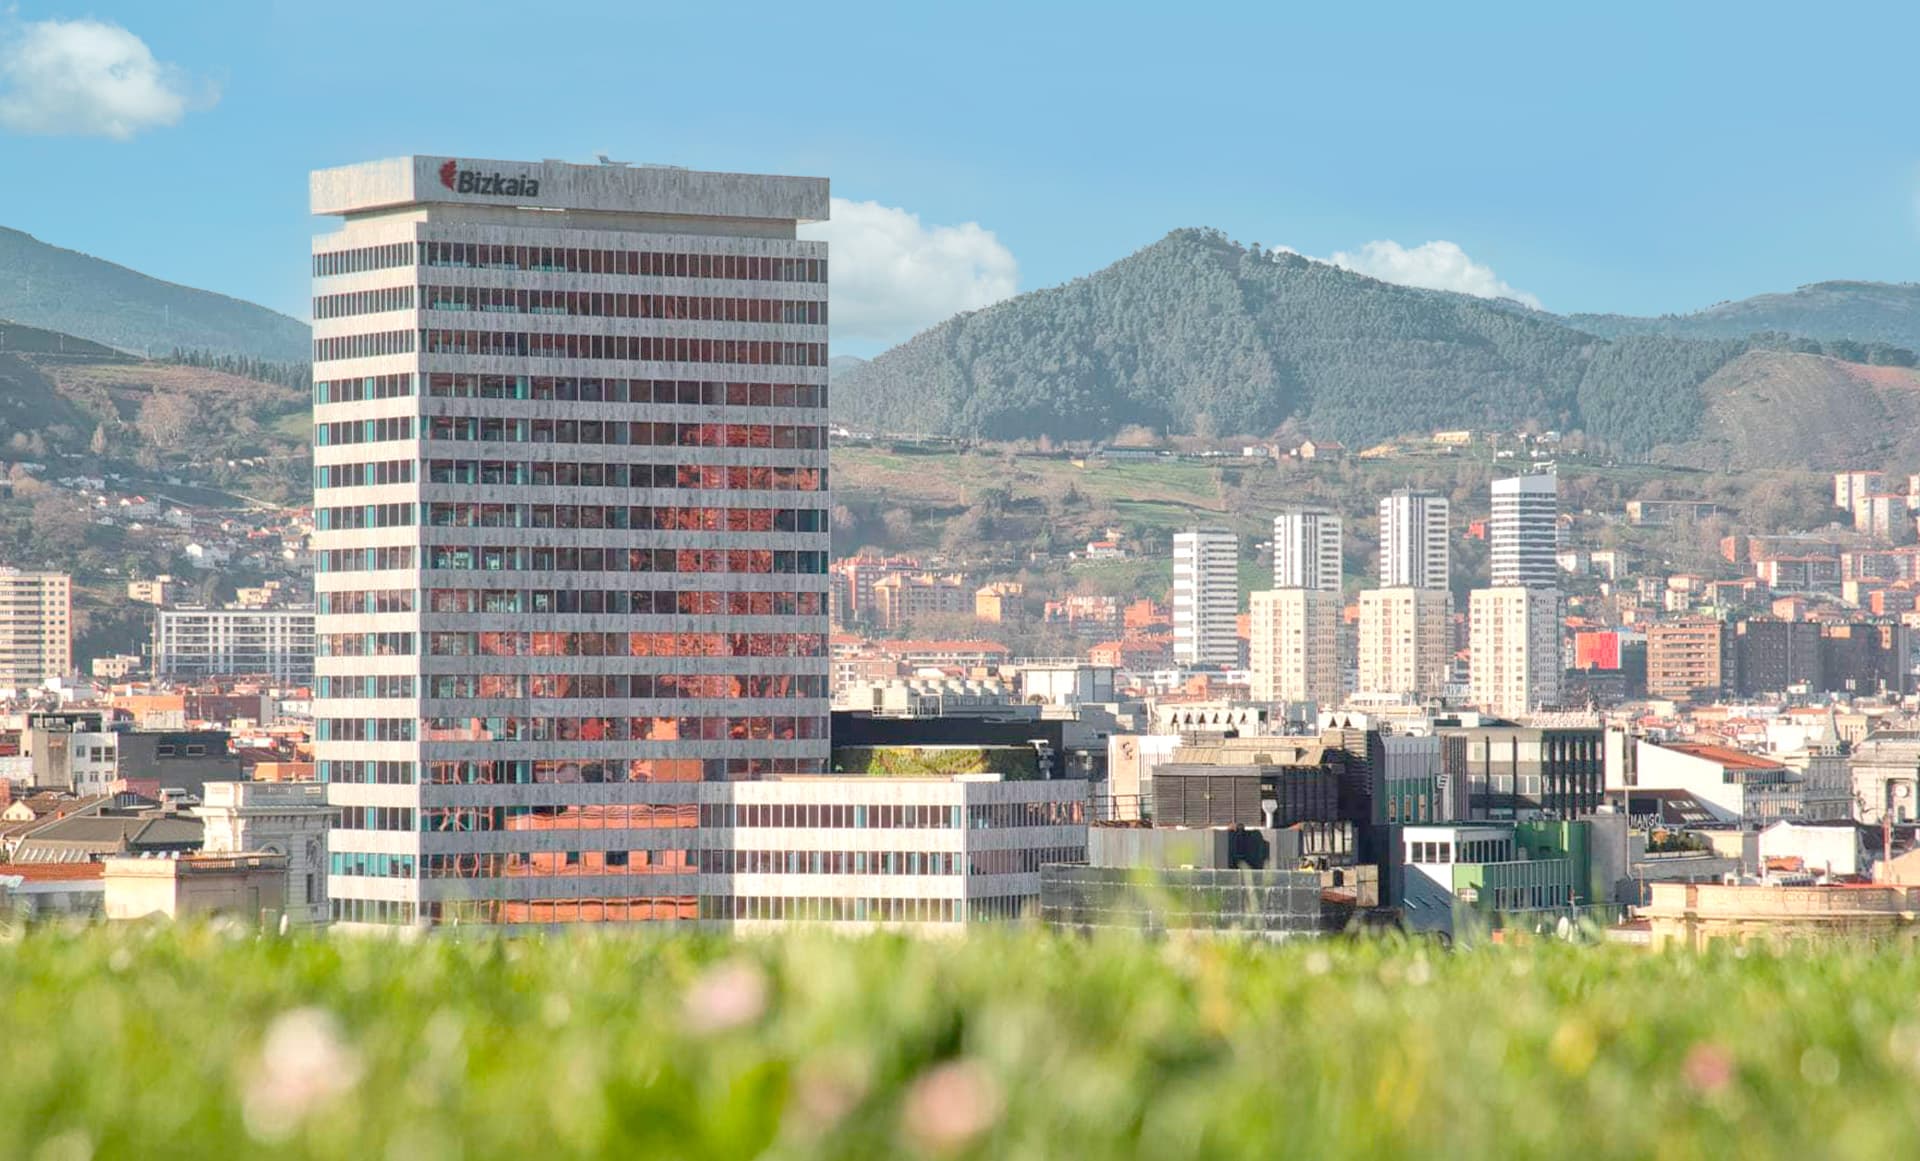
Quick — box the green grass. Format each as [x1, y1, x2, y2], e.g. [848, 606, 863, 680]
[9, 926, 1920, 1159]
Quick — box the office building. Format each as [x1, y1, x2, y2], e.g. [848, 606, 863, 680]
[311, 155, 831, 929]
[153, 607, 317, 683]
[0, 569, 71, 690]
[1249, 589, 1341, 707]
[1439, 727, 1605, 820]
[1490, 474, 1558, 588]
[1357, 587, 1450, 698]
[1378, 490, 1449, 589]
[1172, 528, 1239, 668]
[702, 775, 1087, 928]
[1468, 587, 1562, 718]
[1272, 508, 1342, 592]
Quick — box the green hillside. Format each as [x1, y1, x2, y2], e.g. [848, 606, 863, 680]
[0, 226, 310, 363]
[1569, 280, 1920, 350]
[833, 229, 1748, 452]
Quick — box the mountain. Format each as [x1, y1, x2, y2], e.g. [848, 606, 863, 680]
[1658, 349, 1920, 472]
[0, 320, 309, 500]
[0, 227, 310, 364]
[1567, 282, 1920, 351]
[834, 229, 1748, 452]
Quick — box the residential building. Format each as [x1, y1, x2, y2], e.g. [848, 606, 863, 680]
[869, 573, 967, 631]
[1468, 587, 1562, 717]
[127, 576, 178, 606]
[1249, 589, 1341, 707]
[1490, 474, 1558, 588]
[1172, 528, 1239, 668]
[1729, 618, 1819, 696]
[0, 569, 71, 690]
[153, 607, 316, 683]
[1378, 489, 1450, 590]
[1835, 470, 1885, 514]
[1272, 508, 1342, 592]
[1645, 619, 1727, 702]
[1357, 587, 1450, 698]
[312, 155, 831, 929]
[973, 582, 1023, 624]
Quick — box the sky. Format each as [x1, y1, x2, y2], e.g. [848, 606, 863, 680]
[1, 0, 1918, 357]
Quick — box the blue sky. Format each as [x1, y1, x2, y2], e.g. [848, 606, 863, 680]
[1, 0, 1917, 356]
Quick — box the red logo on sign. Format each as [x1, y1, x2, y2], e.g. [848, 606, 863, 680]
[438, 159, 458, 189]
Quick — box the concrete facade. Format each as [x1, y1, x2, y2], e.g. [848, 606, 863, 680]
[1272, 508, 1342, 592]
[1490, 474, 1558, 589]
[1468, 586, 1562, 718]
[1172, 528, 1238, 668]
[312, 155, 830, 929]
[153, 607, 316, 683]
[197, 781, 335, 928]
[1378, 490, 1450, 590]
[0, 569, 70, 691]
[1358, 587, 1451, 698]
[1249, 589, 1341, 707]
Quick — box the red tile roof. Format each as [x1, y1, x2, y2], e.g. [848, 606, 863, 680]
[1661, 742, 1786, 771]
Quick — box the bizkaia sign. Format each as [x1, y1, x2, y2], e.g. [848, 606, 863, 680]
[437, 159, 541, 198]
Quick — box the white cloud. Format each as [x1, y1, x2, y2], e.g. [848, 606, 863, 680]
[1323, 239, 1542, 309]
[799, 198, 1018, 346]
[0, 19, 210, 139]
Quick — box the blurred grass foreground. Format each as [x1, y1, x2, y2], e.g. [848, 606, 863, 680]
[10, 926, 1920, 1160]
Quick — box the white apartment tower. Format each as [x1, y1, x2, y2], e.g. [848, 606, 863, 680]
[1358, 587, 1451, 698]
[311, 156, 831, 929]
[0, 569, 71, 691]
[1468, 586, 1563, 719]
[1490, 474, 1559, 588]
[1172, 528, 1240, 668]
[1378, 490, 1450, 589]
[1272, 507, 1342, 592]
[1249, 588, 1342, 707]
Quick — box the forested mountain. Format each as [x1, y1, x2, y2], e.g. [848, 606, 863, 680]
[833, 229, 1754, 451]
[0, 226, 309, 363]
[1567, 281, 1920, 351]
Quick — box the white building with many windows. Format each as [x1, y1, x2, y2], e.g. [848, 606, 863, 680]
[1272, 508, 1341, 592]
[153, 607, 316, 683]
[1469, 586, 1563, 718]
[1490, 474, 1558, 588]
[311, 156, 831, 929]
[1378, 490, 1449, 590]
[1172, 528, 1239, 668]
[702, 775, 1088, 929]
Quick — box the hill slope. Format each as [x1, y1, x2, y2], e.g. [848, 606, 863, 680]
[834, 229, 1743, 451]
[0, 321, 308, 497]
[1658, 349, 1920, 471]
[1568, 281, 1920, 350]
[0, 227, 309, 363]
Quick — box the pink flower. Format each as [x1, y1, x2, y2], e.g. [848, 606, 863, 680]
[900, 1059, 1003, 1154]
